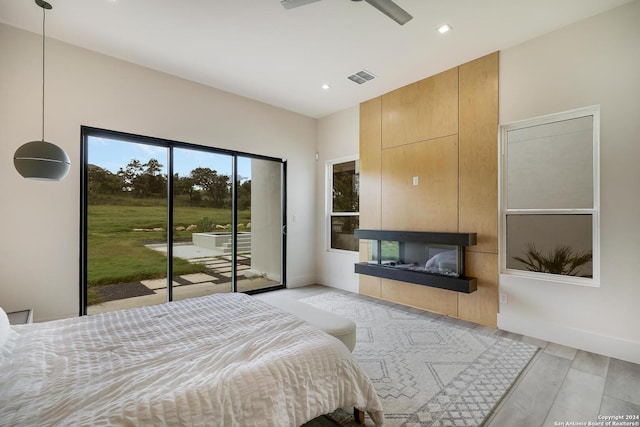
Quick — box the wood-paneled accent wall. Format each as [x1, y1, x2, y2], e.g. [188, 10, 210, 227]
[358, 97, 383, 298]
[459, 53, 499, 253]
[358, 52, 499, 327]
[381, 135, 459, 232]
[359, 97, 382, 230]
[381, 68, 459, 149]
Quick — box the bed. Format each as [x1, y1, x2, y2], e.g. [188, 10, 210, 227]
[0, 293, 384, 426]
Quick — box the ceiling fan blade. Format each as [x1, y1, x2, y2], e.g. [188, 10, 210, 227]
[364, 0, 413, 25]
[281, 0, 322, 9]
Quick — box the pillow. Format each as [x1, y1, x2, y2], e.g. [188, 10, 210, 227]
[0, 307, 11, 349]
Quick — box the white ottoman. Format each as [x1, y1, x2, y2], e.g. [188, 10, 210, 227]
[259, 294, 357, 352]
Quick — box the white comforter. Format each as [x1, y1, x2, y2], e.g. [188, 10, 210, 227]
[0, 293, 383, 426]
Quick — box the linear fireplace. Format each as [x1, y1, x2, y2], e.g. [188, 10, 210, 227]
[354, 229, 478, 293]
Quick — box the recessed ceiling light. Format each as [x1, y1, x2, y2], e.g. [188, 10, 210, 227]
[438, 24, 452, 34]
[321, 84, 330, 90]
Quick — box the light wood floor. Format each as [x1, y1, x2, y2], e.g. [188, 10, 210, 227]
[256, 285, 640, 427]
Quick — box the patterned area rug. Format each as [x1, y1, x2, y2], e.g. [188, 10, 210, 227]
[300, 292, 538, 427]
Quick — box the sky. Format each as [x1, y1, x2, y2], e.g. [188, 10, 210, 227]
[88, 136, 252, 180]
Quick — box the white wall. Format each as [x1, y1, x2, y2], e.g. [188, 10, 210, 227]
[498, 0, 640, 363]
[315, 107, 360, 293]
[0, 23, 317, 321]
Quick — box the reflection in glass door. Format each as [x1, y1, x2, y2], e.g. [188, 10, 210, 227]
[235, 157, 284, 292]
[172, 148, 233, 300]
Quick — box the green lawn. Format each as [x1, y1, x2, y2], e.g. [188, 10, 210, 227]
[87, 204, 251, 304]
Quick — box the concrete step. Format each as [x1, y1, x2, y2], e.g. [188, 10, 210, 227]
[220, 240, 252, 254]
[221, 242, 251, 249]
[222, 248, 251, 255]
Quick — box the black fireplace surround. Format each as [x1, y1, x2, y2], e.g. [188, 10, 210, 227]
[354, 229, 478, 293]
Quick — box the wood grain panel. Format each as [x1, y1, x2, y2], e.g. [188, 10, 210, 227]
[359, 97, 382, 230]
[360, 275, 382, 298]
[359, 98, 382, 298]
[381, 279, 458, 317]
[359, 238, 380, 297]
[457, 251, 498, 327]
[381, 68, 458, 149]
[459, 52, 499, 253]
[381, 135, 459, 232]
[358, 240, 372, 263]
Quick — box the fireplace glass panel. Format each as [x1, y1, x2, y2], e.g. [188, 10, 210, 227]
[367, 240, 460, 277]
[422, 244, 459, 276]
[381, 241, 400, 264]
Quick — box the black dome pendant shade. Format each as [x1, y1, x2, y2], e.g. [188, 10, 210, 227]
[14, 140, 71, 181]
[14, 0, 71, 181]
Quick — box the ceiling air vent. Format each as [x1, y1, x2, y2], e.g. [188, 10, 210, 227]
[348, 70, 376, 85]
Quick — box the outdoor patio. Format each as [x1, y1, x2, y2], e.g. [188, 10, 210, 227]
[88, 244, 279, 315]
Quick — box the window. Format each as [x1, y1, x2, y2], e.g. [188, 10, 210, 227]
[328, 158, 359, 251]
[500, 106, 599, 285]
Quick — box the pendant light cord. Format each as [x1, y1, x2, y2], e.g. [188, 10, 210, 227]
[41, 5, 46, 141]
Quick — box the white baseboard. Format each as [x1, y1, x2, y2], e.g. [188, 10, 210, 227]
[285, 274, 316, 288]
[498, 313, 640, 364]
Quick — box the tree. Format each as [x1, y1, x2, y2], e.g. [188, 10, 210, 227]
[117, 159, 143, 193]
[174, 173, 198, 204]
[190, 167, 230, 208]
[332, 167, 359, 234]
[332, 169, 359, 212]
[139, 159, 166, 197]
[237, 179, 251, 210]
[88, 164, 122, 198]
[116, 158, 166, 197]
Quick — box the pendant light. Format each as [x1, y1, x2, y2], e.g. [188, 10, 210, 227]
[14, 0, 70, 181]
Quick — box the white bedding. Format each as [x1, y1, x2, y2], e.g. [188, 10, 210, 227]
[0, 293, 384, 426]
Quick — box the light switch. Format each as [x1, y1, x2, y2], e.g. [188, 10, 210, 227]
[412, 176, 419, 186]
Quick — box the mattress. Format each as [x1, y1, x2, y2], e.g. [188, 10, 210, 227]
[0, 293, 384, 426]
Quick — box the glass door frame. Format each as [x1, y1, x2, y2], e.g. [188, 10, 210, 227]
[80, 126, 287, 316]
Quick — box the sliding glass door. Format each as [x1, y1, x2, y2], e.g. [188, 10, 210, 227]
[81, 128, 286, 315]
[171, 148, 233, 301]
[85, 136, 170, 315]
